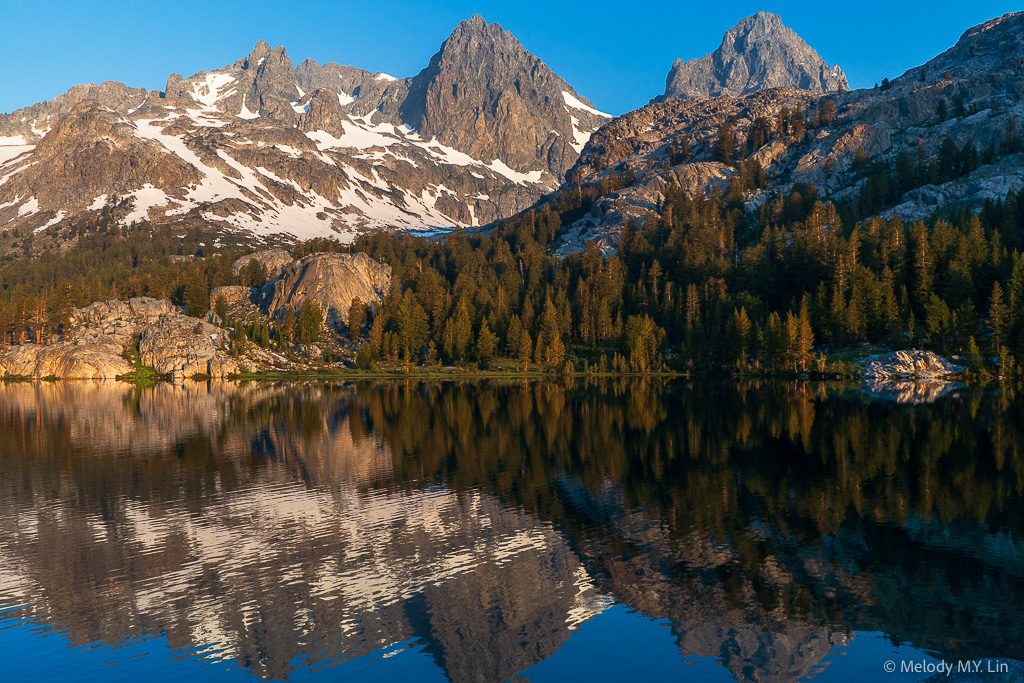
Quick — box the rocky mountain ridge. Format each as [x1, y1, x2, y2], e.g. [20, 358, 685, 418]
[660, 12, 848, 100]
[551, 11, 1024, 254]
[0, 16, 608, 242]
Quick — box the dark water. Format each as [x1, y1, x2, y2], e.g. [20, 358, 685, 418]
[0, 380, 1022, 683]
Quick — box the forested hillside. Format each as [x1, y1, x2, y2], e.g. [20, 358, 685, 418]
[4, 170, 1020, 376]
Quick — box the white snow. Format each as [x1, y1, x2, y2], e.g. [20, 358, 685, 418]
[34, 211, 66, 233]
[191, 73, 238, 108]
[306, 115, 544, 185]
[561, 91, 612, 118]
[131, 115, 458, 239]
[568, 116, 590, 154]
[375, 73, 398, 82]
[0, 145, 33, 165]
[338, 91, 355, 106]
[17, 197, 39, 216]
[275, 144, 303, 158]
[88, 195, 108, 210]
[291, 100, 310, 114]
[124, 185, 171, 223]
[238, 94, 260, 120]
[0, 135, 28, 146]
[30, 120, 51, 137]
[185, 109, 231, 127]
[305, 118, 402, 151]
[485, 158, 544, 185]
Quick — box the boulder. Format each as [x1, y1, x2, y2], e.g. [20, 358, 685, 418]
[265, 252, 392, 328]
[139, 317, 238, 379]
[231, 250, 295, 279]
[858, 350, 965, 379]
[0, 343, 132, 379]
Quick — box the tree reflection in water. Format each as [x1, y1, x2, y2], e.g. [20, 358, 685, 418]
[0, 379, 1021, 682]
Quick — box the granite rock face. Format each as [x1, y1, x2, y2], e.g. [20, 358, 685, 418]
[231, 249, 295, 279]
[265, 252, 393, 328]
[0, 343, 133, 379]
[210, 285, 257, 312]
[139, 317, 238, 379]
[661, 12, 848, 100]
[858, 350, 965, 379]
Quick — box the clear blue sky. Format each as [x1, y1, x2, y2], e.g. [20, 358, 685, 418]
[1, 1, 1020, 116]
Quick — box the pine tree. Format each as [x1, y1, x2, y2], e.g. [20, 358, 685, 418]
[715, 120, 737, 167]
[296, 301, 323, 344]
[797, 297, 814, 371]
[517, 327, 533, 371]
[477, 317, 499, 363]
[184, 270, 209, 318]
[348, 297, 366, 341]
[988, 281, 1007, 353]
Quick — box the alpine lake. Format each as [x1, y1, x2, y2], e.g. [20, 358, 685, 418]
[1, 378, 1022, 682]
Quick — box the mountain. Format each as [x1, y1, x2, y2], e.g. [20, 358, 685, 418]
[660, 12, 848, 100]
[400, 15, 610, 179]
[550, 11, 1024, 254]
[0, 16, 608, 244]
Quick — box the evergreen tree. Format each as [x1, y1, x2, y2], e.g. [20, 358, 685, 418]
[348, 297, 366, 341]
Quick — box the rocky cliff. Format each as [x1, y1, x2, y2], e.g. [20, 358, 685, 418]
[0, 17, 609, 242]
[264, 251, 393, 327]
[661, 12, 848, 100]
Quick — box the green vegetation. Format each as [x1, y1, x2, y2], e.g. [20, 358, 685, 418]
[1, 144, 1023, 379]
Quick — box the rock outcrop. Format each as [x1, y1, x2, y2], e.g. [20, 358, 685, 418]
[0, 343, 132, 380]
[139, 317, 238, 379]
[231, 249, 295, 279]
[661, 12, 848, 100]
[265, 252, 392, 327]
[858, 350, 966, 379]
[210, 285, 257, 311]
[0, 296, 240, 380]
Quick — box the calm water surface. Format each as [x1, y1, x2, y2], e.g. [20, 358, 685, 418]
[0, 379, 1022, 682]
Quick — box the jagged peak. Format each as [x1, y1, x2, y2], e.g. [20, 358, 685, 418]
[245, 40, 272, 68]
[457, 14, 490, 32]
[662, 12, 847, 100]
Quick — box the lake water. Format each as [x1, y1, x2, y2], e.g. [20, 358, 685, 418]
[0, 379, 1022, 682]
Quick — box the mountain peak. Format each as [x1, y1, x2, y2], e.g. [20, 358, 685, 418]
[400, 16, 608, 179]
[245, 40, 273, 69]
[458, 14, 489, 31]
[661, 13, 848, 100]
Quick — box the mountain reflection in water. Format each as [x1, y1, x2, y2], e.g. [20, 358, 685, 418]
[0, 380, 1022, 682]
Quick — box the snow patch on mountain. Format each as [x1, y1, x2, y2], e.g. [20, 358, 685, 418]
[561, 91, 612, 119]
[0, 145, 34, 165]
[191, 73, 238, 108]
